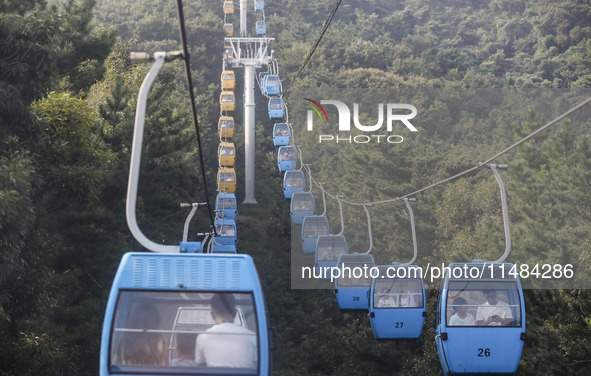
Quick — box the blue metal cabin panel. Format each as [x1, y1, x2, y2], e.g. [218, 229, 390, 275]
[301, 238, 316, 254]
[223, 208, 238, 220]
[291, 209, 313, 224]
[336, 288, 370, 310]
[273, 135, 289, 147]
[278, 160, 295, 172]
[436, 334, 450, 375]
[212, 244, 238, 254]
[114, 253, 252, 290]
[180, 242, 203, 253]
[444, 327, 523, 373]
[369, 308, 425, 338]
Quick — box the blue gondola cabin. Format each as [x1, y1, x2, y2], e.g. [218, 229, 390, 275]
[256, 20, 266, 35]
[369, 264, 426, 339]
[334, 253, 376, 311]
[268, 97, 284, 119]
[277, 146, 297, 172]
[301, 216, 330, 254]
[273, 123, 291, 146]
[315, 235, 348, 278]
[100, 252, 272, 376]
[290, 192, 315, 225]
[262, 74, 280, 96]
[283, 170, 305, 199]
[215, 193, 238, 220]
[436, 262, 525, 375]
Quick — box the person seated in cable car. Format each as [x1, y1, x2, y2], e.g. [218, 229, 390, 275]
[294, 200, 309, 210]
[396, 280, 419, 307]
[279, 150, 290, 161]
[171, 333, 197, 367]
[113, 303, 168, 366]
[377, 289, 398, 308]
[448, 297, 475, 326]
[195, 293, 257, 368]
[476, 289, 513, 326]
[301, 201, 313, 210]
[317, 244, 334, 261]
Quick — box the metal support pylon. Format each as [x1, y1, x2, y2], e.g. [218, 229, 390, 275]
[224, 1, 274, 205]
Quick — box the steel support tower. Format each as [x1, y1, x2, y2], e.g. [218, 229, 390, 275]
[225, 0, 274, 204]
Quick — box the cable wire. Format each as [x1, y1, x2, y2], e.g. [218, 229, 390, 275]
[303, 95, 591, 207]
[285, 0, 343, 91]
[175, 0, 218, 235]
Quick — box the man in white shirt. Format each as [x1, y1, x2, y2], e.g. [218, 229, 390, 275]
[377, 289, 398, 308]
[397, 281, 418, 307]
[195, 293, 257, 368]
[476, 289, 513, 326]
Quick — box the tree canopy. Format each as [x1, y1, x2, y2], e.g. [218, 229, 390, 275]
[1, 0, 590, 375]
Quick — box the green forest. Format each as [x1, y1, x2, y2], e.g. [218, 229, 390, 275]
[1, 0, 591, 375]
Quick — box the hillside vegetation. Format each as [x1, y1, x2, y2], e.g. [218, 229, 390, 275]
[1, 0, 590, 374]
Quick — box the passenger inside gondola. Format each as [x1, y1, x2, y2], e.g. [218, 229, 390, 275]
[374, 278, 422, 308]
[445, 282, 521, 327]
[377, 289, 397, 308]
[397, 281, 419, 307]
[448, 297, 475, 326]
[476, 289, 513, 326]
[195, 293, 257, 368]
[279, 149, 291, 161]
[294, 200, 313, 210]
[171, 333, 197, 367]
[317, 244, 345, 261]
[113, 303, 168, 366]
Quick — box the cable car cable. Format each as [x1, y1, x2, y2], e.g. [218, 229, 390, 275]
[174, 0, 218, 235]
[299, 95, 591, 208]
[285, 0, 344, 91]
